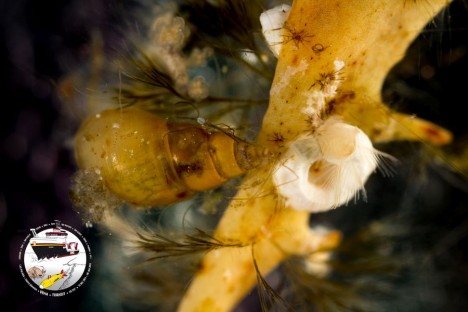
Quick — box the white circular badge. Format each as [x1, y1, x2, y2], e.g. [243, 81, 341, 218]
[19, 220, 92, 296]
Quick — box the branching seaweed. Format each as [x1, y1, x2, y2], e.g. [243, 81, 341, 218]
[63, 0, 468, 311]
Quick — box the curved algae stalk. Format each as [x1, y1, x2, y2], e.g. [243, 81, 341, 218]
[178, 1, 452, 311]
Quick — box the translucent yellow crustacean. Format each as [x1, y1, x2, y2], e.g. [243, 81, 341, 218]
[74, 107, 260, 208]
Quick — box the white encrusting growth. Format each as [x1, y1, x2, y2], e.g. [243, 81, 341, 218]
[303, 60, 345, 115]
[187, 76, 209, 102]
[149, 12, 190, 90]
[270, 59, 308, 96]
[148, 12, 210, 102]
[303, 226, 336, 277]
[260, 4, 291, 57]
[273, 117, 381, 212]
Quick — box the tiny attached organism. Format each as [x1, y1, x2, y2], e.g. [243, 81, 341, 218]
[273, 117, 391, 212]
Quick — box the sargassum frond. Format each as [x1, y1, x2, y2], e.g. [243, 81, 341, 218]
[177, 1, 452, 311]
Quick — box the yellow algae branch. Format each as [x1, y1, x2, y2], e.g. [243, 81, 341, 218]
[178, 1, 452, 311]
[262, 0, 453, 146]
